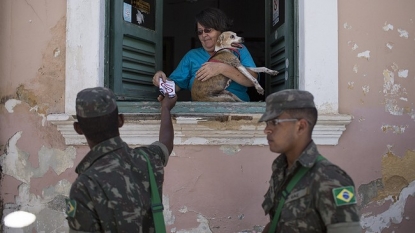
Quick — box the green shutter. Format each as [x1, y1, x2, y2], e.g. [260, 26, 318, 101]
[265, 0, 298, 95]
[107, 0, 163, 101]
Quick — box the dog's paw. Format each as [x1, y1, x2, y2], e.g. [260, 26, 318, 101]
[256, 86, 264, 95]
[269, 70, 279, 75]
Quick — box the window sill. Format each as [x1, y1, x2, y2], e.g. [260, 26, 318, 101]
[47, 102, 352, 146]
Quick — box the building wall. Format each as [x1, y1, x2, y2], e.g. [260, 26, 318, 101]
[337, 1, 415, 232]
[0, 1, 414, 233]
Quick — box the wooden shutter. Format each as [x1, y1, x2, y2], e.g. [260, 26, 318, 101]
[107, 0, 163, 101]
[265, 0, 298, 95]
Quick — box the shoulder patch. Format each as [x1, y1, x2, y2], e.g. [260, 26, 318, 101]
[65, 199, 77, 217]
[332, 186, 357, 206]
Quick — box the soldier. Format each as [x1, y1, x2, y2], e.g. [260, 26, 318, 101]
[259, 89, 361, 233]
[66, 87, 176, 232]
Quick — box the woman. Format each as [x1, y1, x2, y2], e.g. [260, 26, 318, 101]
[152, 7, 259, 102]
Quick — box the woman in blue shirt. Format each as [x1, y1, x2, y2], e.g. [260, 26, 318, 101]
[152, 7, 258, 102]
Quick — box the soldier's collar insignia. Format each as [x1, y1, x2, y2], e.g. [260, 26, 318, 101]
[65, 199, 77, 217]
[332, 186, 357, 206]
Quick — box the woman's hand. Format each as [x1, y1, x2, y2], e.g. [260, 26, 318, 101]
[153, 71, 167, 87]
[196, 62, 224, 81]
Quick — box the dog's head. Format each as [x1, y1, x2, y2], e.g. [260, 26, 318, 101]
[215, 31, 244, 51]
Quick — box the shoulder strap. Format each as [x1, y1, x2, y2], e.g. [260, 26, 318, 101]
[268, 155, 326, 233]
[141, 153, 166, 233]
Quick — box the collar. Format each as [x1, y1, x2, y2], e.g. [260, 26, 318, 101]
[272, 140, 320, 174]
[208, 47, 241, 62]
[75, 136, 125, 174]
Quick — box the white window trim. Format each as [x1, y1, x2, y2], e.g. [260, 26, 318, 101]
[49, 0, 351, 146]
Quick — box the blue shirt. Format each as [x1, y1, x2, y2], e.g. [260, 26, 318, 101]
[169, 46, 257, 102]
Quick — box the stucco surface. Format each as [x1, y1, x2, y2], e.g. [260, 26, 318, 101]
[0, 0, 414, 232]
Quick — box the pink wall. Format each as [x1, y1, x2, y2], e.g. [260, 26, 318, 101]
[1, 0, 414, 232]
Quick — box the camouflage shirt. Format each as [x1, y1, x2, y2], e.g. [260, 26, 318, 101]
[66, 136, 169, 233]
[262, 141, 361, 233]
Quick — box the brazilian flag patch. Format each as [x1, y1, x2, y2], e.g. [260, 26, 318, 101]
[332, 186, 357, 206]
[65, 199, 77, 217]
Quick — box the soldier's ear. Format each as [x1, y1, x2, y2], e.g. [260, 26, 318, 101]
[118, 114, 124, 128]
[73, 122, 84, 135]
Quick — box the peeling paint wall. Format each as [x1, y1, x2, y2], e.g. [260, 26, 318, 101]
[337, 0, 415, 232]
[1, 0, 415, 233]
[0, 0, 71, 232]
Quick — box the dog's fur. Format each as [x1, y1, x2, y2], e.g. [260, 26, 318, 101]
[191, 31, 278, 102]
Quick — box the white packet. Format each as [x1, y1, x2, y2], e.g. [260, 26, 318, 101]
[159, 78, 176, 98]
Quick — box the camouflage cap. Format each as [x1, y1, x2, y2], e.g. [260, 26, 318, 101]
[259, 89, 316, 122]
[76, 87, 117, 118]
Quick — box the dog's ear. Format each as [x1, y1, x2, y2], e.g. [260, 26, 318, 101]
[218, 33, 224, 44]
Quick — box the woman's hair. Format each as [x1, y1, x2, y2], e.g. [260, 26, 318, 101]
[195, 7, 233, 32]
[77, 108, 120, 144]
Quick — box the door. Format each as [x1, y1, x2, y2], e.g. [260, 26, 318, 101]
[108, 0, 163, 101]
[265, 0, 297, 95]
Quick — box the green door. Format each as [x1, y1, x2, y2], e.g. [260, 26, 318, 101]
[108, 0, 163, 101]
[265, 0, 298, 95]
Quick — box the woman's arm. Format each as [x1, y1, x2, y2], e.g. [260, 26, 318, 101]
[195, 46, 259, 87]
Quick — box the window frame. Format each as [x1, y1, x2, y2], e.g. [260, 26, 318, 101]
[50, 0, 350, 146]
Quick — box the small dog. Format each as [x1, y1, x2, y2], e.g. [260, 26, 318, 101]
[191, 31, 278, 102]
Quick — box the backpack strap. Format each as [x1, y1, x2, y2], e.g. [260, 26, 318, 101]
[141, 153, 166, 233]
[268, 155, 326, 233]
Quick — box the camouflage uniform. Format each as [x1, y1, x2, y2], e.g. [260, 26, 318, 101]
[67, 138, 169, 232]
[66, 87, 170, 232]
[259, 90, 361, 233]
[262, 141, 360, 232]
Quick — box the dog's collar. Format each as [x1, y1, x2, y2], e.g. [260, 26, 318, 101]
[208, 47, 241, 62]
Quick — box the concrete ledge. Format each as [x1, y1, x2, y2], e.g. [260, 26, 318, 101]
[47, 113, 352, 146]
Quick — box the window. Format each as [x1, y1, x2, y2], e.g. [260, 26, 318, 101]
[53, 0, 349, 146]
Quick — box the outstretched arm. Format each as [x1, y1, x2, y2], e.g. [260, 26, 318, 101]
[157, 95, 177, 154]
[196, 62, 258, 87]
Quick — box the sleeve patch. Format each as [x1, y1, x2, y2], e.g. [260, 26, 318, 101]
[332, 186, 357, 206]
[65, 199, 77, 217]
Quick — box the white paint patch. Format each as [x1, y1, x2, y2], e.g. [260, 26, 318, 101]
[163, 195, 176, 225]
[352, 44, 358, 51]
[29, 106, 48, 126]
[175, 214, 212, 233]
[381, 125, 407, 134]
[398, 70, 409, 78]
[385, 99, 404, 116]
[179, 206, 188, 213]
[361, 180, 415, 232]
[391, 63, 399, 72]
[348, 82, 355, 89]
[362, 85, 370, 95]
[53, 48, 61, 57]
[382, 68, 407, 116]
[5, 99, 22, 113]
[220, 145, 241, 155]
[397, 29, 409, 38]
[0, 132, 77, 183]
[400, 97, 408, 102]
[347, 41, 358, 50]
[343, 22, 352, 29]
[353, 65, 358, 73]
[386, 42, 394, 50]
[358, 51, 371, 60]
[383, 23, 394, 31]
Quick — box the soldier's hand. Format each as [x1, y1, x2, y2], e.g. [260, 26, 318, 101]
[158, 94, 177, 111]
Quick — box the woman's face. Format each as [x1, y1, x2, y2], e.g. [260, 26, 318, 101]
[197, 23, 221, 54]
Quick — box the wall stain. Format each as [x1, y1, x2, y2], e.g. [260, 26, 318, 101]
[1, 16, 66, 115]
[359, 149, 415, 207]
